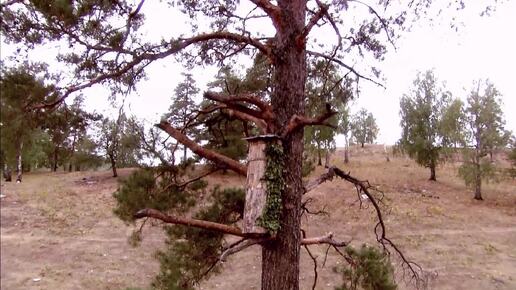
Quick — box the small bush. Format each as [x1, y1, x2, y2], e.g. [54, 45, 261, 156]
[335, 245, 397, 290]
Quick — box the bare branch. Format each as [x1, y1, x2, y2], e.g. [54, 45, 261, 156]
[301, 229, 319, 290]
[220, 237, 270, 261]
[305, 166, 425, 286]
[349, 0, 396, 49]
[33, 31, 272, 110]
[0, 0, 23, 8]
[302, 232, 348, 247]
[304, 166, 336, 193]
[281, 103, 337, 138]
[222, 108, 268, 133]
[134, 208, 254, 238]
[301, 2, 329, 40]
[307, 50, 385, 88]
[204, 91, 273, 118]
[249, 0, 282, 29]
[156, 120, 247, 176]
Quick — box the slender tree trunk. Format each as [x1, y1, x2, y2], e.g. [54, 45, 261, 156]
[110, 154, 118, 177]
[317, 144, 322, 166]
[3, 164, 12, 182]
[474, 131, 483, 200]
[429, 164, 436, 181]
[262, 2, 305, 289]
[52, 148, 59, 172]
[344, 137, 349, 163]
[361, 142, 364, 148]
[474, 161, 483, 200]
[16, 140, 23, 182]
[324, 150, 330, 168]
[69, 133, 77, 172]
[183, 145, 187, 162]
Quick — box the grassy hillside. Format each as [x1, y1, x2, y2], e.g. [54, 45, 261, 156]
[1, 145, 515, 289]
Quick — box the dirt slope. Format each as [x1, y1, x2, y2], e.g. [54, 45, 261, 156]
[1, 146, 515, 289]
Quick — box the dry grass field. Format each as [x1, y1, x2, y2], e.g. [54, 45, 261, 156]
[1, 145, 515, 290]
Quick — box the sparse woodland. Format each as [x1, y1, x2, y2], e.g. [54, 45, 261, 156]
[0, 1, 514, 290]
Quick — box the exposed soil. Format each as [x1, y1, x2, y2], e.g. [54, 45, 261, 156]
[1, 146, 515, 290]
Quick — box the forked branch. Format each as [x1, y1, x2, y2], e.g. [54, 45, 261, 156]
[281, 103, 337, 138]
[249, 0, 282, 29]
[307, 50, 385, 88]
[305, 166, 426, 287]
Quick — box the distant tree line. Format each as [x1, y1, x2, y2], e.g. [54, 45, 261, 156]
[397, 70, 513, 200]
[0, 64, 142, 181]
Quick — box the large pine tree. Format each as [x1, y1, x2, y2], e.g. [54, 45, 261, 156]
[1, 1, 500, 289]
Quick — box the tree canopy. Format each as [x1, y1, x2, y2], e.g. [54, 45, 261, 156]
[459, 80, 510, 200]
[398, 70, 463, 181]
[351, 108, 379, 148]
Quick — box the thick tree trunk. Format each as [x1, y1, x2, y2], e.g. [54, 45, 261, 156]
[361, 142, 364, 148]
[261, 2, 306, 289]
[429, 164, 436, 181]
[16, 140, 23, 182]
[474, 162, 483, 200]
[324, 150, 330, 168]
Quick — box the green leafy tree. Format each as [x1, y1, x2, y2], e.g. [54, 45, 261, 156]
[97, 113, 141, 177]
[398, 70, 463, 181]
[0, 63, 55, 181]
[42, 95, 100, 171]
[351, 109, 379, 148]
[459, 80, 510, 200]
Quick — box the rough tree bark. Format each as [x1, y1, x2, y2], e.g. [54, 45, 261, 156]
[261, 1, 306, 288]
[429, 163, 436, 181]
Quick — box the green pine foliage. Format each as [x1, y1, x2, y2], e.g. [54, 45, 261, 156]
[335, 245, 397, 290]
[113, 164, 246, 289]
[113, 168, 197, 223]
[152, 187, 245, 290]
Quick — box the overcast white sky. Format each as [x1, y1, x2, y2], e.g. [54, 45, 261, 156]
[343, 0, 516, 145]
[2, 1, 515, 146]
[121, 0, 516, 146]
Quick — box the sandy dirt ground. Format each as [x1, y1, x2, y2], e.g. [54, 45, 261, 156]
[1, 146, 515, 290]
